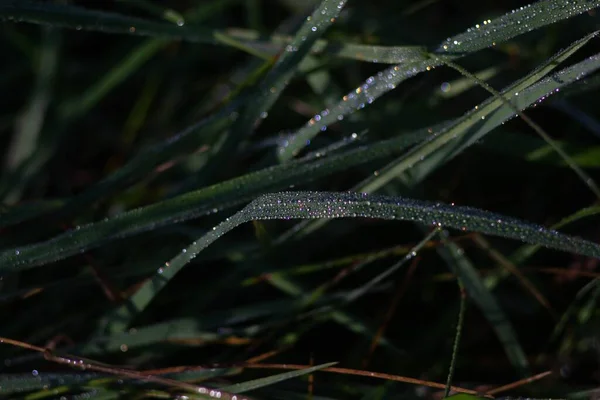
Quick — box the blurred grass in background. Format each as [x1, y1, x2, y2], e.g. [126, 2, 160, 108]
[0, 0, 600, 399]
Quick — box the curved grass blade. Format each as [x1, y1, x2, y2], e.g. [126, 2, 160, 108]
[0, 2, 241, 228]
[0, 132, 426, 268]
[482, 205, 600, 290]
[353, 35, 600, 194]
[512, 205, 600, 266]
[0, 1, 216, 43]
[0, 2, 430, 65]
[100, 191, 600, 331]
[280, 33, 599, 240]
[2, 40, 598, 263]
[276, 0, 600, 161]
[222, 362, 337, 393]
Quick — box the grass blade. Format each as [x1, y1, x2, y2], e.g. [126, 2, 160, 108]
[96, 191, 600, 331]
[2, 40, 598, 269]
[276, 0, 600, 160]
[198, 0, 348, 183]
[280, 34, 598, 239]
[225, 28, 429, 64]
[0, 1, 216, 43]
[438, 239, 530, 376]
[353, 34, 599, 194]
[222, 362, 337, 393]
[0, 132, 426, 265]
[0, 2, 430, 64]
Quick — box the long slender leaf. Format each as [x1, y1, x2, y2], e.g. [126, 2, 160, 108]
[0, 132, 425, 267]
[278, 33, 599, 240]
[197, 0, 348, 184]
[0, 1, 429, 65]
[437, 238, 530, 376]
[223, 362, 337, 393]
[3, 41, 600, 270]
[275, 0, 600, 160]
[98, 191, 600, 330]
[0, 1, 216, 43]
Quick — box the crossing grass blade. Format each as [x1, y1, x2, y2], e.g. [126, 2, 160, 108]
[0, 0, 242, 227]
[348, 34, 600, 194]
[482, 205, 600, 290]
[94, 191, 600, 332]
[5, 1, 600, 399]
[276, 33, 599, 240]
[0, 131, 426, 266]
[275, 0, 600, 161]
[1, 1, 424, 65]
[2, 38, 599, 268]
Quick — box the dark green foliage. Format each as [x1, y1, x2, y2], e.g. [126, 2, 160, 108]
[1, 0, 599, 399]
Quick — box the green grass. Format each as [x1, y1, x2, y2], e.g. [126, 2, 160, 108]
[1, 0, 600, 399]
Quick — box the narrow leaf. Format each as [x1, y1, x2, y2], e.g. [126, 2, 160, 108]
[222, 362, 337, 393]
[102, 191, 600, 328]
[276, 0, 600, 160]
[0, 1, 216, 43]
